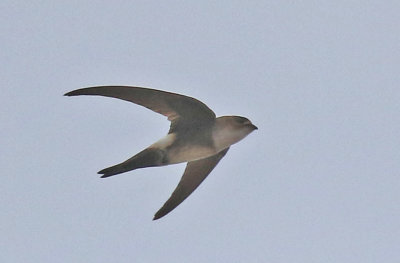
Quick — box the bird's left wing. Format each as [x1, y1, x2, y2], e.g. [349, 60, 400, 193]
[64, 86, 216, 133]
[153, 147, 230, 220]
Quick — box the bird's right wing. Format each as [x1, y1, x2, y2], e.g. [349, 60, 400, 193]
[153, 147, 230, 220]
[64, 86, 216, 133]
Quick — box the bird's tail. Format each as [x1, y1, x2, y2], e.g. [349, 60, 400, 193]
[98, 148, 166, 178]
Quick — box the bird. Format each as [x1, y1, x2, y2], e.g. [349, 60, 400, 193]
[65, 86, 257, 220]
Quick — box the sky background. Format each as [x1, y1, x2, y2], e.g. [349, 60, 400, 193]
[2, 1, 400, 262]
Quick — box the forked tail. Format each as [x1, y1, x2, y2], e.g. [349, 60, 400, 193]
[98, 148, 166, 178]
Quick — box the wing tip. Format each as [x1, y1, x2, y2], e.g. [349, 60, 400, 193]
[153, 209, 167, 220]
[64, 89, 82, 96]
[153, 213, 165, 221]
[64, 87, 99, 97]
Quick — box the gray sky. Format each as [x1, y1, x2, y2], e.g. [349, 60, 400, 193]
[2, 1, 400, 262]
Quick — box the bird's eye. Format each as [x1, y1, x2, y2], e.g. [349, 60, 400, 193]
[237, 118, 247, 123]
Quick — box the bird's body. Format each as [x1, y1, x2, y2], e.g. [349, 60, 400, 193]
[65, 86, 257, 220]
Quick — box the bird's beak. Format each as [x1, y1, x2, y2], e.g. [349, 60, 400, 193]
[249, 123, 258, 130]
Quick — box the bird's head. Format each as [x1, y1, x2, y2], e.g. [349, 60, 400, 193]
[213, 116, 258, 150]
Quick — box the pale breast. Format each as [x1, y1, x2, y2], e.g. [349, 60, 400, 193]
[150, 133, 216, 164]
[167, 144, 216, 164]
[150, 133, 176, 149]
